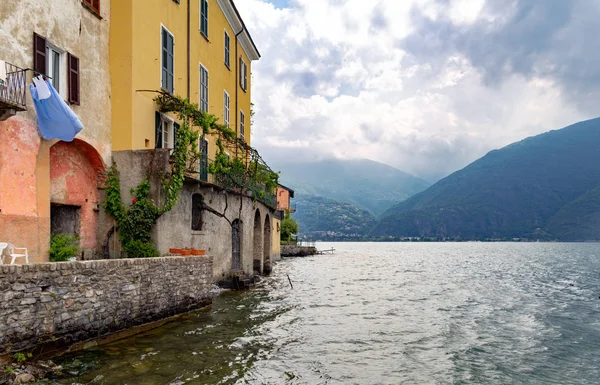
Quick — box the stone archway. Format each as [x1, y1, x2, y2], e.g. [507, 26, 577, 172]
[50, 139, 105, 259]
[263, 214, 272, 274]
[253, 209, 263, 275]
[231, 219, 242, 271]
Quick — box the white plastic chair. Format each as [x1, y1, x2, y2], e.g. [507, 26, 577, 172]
[0, 242, 7, 264]
[4, 243, 29, 265]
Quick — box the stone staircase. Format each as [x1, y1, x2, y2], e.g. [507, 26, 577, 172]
[229, 270, 255, 290]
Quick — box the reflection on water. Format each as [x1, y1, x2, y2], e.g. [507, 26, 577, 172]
[54, 243, 600, 384]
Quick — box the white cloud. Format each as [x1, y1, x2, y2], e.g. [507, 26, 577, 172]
[235, 0, 596, 181]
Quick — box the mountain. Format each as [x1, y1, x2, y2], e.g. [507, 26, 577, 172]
[372, 118, 600, 241]
[277, 158, 430, 216]
[292, 195, 377, 240]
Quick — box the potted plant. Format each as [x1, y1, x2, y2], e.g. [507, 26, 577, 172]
[180, 248, 192, 256]
[169, 248, 182, 255]
[191, 248, 206, 256]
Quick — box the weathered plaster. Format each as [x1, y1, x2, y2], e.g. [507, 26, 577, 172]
[111, 150, 281, 279]
[0, 0, 112, 261]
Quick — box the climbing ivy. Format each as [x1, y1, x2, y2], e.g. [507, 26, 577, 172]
[103, 91, 279, 258]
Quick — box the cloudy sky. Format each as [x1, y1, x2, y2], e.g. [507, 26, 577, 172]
[235, 0, 600, 181]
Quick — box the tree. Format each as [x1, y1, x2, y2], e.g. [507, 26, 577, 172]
[280, 211, 299, 243]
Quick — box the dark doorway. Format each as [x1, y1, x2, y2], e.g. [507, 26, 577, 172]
[263, 214, 272, 274]
[253, 210, 262, 274]
[51, 204, 81, 236]
[191, 194, 204, 230]
[232, 219, 242, 270]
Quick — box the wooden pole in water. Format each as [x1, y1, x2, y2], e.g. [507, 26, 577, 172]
[287, 274, 294, 289]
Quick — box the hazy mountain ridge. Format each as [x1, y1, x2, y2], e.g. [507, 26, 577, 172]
[277, 158, 431, 217]
[292, 195, 377, 239]
[372, 118, 600, 241]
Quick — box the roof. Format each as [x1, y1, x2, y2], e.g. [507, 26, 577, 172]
[278, 184, 295, 198]
[217, 0, 261, 60]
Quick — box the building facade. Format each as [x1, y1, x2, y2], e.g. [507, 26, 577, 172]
[0, 0, 111, 261]
[108, 0, 280, 277]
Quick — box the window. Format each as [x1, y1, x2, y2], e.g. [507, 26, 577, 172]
[224, 91, 230, 127]
[239, 110, 245, 140]
[47, 45, 62, 92]
[200, 0, 208, 38]
[155, 112, 175, 149]
[33, 33, 79, 103]
[200, 64, 209, 112]
[161, 26, 174, 93]
[225, 152, 231, 162]
[82, 0, 100, 15]
[224, 31, 230, 68]
[239, 57, 247, 91]
[192, 194, 204, 231]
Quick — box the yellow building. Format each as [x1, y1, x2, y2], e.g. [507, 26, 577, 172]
[110, 0, 259, 164]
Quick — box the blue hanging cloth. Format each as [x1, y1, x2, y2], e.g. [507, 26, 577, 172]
[29, 79, 83, 141]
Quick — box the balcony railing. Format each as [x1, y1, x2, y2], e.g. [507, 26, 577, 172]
[192, 157, 277, 208]
[0, 62, 27, 113]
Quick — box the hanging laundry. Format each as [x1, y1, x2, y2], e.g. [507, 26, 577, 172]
[32, 75, 50, 99]
[29, 78, 83, 141]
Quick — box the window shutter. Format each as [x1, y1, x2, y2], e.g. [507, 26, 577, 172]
[67, 53, 80, 105]
[33, 33, 47, 76]
[243, 62, 248, 91]
[167, 33, 174, 93]
[92, 0, 100, 13]
[155, 112, 162, 148]
[239, 57, 243, 90]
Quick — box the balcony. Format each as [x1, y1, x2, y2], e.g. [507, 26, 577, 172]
[191, 156, 277, 209]
[0, 62, 27, 121]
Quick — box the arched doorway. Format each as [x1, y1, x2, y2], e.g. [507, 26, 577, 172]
[50, 139, 105, 258]
[231, 219, 242, 270]
[253, 209, 262, 274]
[263, 214, 272, 274]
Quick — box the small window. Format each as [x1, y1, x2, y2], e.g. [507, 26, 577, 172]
[192, 194, 204, 231]
[200, 0, 209, 38]
[239, 110, 245, 140]
[46, 45, 62, 93]
[200, 64, 209, 112]
[82, 0, 100, 15]
[224, 91, 230, 127]
[239, 57, 247, 91]
[161, 26, 174, 93]
[155, 112, 175, 149]
[224, 31, 230, 68]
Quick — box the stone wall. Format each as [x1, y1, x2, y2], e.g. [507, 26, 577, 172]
[0, 256, 213, 353]
[281, 245, 317, 257]
[112, 150, 282, 279]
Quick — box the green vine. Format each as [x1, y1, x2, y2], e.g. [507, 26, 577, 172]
[103, 91, 279, 258]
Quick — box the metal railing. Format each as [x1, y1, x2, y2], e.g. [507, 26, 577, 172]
[0, 63, 27, 111]
[192, 157, 277, 208]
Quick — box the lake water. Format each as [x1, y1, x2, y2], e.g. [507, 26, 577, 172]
[54, 242, 600, 384]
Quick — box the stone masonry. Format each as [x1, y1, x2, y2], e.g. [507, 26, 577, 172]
[0, 256, 213, 353]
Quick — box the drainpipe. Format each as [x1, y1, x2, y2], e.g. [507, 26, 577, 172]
[187, 0, 191, 100]
[235, 27, 243, 158]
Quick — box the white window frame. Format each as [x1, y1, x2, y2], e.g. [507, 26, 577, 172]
[224, 90, 230, 127]
[224, 30, 230, 68]
[225, 151, 231, 163]
[199, 64, 209, 112]
[160, 24, 175, 94]
[159, 113, 175, 149]
[239, 109, 245, 140]
[46, 43, 65, 97]
[240, 58, 248, 92]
